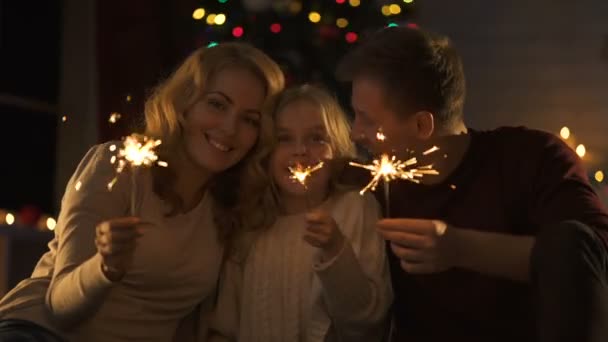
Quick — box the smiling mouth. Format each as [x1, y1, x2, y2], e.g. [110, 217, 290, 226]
[205, 134, 233, 152]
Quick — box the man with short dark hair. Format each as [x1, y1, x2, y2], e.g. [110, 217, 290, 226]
[337, 26, 608, 342]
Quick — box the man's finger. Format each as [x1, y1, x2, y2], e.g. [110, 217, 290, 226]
[377, 218, 435, 234]
[378, 230, 428, 249]
[400, 260, 436, 274]
[390, 242, 429, 262]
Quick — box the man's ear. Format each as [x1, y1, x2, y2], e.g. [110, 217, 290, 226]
[414, 111, 434, 140]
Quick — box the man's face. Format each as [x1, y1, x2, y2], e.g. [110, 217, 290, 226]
[350, 76, 420, 156]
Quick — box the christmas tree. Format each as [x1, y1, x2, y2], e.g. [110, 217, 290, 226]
[189, 0, 419, 105]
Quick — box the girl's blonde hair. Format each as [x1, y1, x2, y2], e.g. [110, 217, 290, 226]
[144, 42, 285, 244]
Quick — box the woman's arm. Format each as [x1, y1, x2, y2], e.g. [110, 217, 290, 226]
[45, 143, 130, 329]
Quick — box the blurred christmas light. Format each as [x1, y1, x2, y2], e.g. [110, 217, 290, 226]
[270, 23, 282, 33]
[5, 213, 15, 225]
[336, 18, 349, 28]
[289, 1, 302, 14]
[389, 4, 402, 14]
[595, 170, 604, 182]
[560, 126, 570, 139]
[218, 0, 228, 3]
[336, 0, 346, 4]
[404, 0, 414, 3]
[61, 115, 67, 122]
[192, 8, 205, 20]
[214, 13, 226, 25]
[126, 95, 132, 102]
[576, 144, 586, 158]
[387, 22, 398, 27]
[381, 5, 391, 16]
[309, 11, 321, 23]
[206, 14, 216, 25]
[207, 41, 219, 48]
[232, 26, 244, 37]
[46, 217, 57, 230]
[407, 23, 419, 29]
[349, 0, 361, 7]
[345, 32, 358, 43]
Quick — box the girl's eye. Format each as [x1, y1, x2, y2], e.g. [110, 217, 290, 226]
[311, 134, 328, 144]
[243, 116, 260, 127]
[277, 134, 292, 143]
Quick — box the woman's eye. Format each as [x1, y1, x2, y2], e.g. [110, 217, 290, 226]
[208, 99, 226, 111]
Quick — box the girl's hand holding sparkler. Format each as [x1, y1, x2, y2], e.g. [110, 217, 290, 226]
[95, 217, 144, 281]
[303, 209, 345, 261]
[377, 218, 456, 274]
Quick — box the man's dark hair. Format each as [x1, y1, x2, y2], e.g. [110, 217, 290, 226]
[336, 27, 466, 129]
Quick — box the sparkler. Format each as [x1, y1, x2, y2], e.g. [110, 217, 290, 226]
[350, 127, 440, 216]
[108, 133, 167, 216]
[288, 161, 324, 208]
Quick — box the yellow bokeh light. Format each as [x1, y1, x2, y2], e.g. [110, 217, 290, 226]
[404, 0, 414, 3]
[214, 13, 226, 25]
[349, 0, 361, 7]
[192, 8, 205, 20]
[206, 14, 216, 25]
[336, 18, 349, 28]
[575, 144, 586, 158]
[309, 12, 321, 23]
[5, 213, 15, 225]
[381, 5, 392, 16]
[289, 1, 302, 13]
[389, 4, 402, 14]
[595, 170, 604, 182]
[46, 217, 57, 230]
[560, 126, 570, 139]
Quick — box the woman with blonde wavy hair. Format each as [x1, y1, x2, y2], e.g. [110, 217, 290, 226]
[209, 84, 392, 342]
[0, 42, 284, 342]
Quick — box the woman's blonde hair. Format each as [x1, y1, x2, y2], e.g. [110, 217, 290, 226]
[143, 42, 284, 244]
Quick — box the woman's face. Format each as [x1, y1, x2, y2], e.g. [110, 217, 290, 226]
[182, 67, 266, 174]
[270, 99, 333, 197]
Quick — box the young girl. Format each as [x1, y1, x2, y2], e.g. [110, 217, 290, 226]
[209, 84, 392, 341]
[0, 43, 284, 342]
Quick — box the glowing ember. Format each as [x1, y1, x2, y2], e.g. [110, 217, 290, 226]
[423, 145, 440, 155]
[288, 161, 324, 188]
[108, 112, 122, 124]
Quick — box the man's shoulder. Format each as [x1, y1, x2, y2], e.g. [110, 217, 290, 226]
[478, 126, 561, 144]
[476, 126, 569, 156]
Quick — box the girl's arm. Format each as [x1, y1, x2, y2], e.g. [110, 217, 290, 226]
[204, 259, 242, 342]
[313, 193, 392, 341]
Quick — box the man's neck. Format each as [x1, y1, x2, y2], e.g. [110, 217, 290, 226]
[414, 124, 471, 186]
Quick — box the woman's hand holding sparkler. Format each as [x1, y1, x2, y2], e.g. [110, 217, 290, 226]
[304, 209, 345, 261]
[377, 218, 459, 274]
[95, 217, 144, 281]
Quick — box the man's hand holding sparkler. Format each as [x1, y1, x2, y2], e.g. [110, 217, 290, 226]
[377, 218, 460, 274]
[304, 209, 345, 261]
[95, 217, 144, 281]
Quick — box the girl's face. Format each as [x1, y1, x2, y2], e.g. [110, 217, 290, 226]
[181, 67, 266, 174]
[270, 99, 333, 198]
